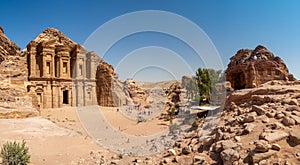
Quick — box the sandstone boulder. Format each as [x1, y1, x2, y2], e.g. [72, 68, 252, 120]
[286, 105, 300, 112]
[252, 105, 266, 115]
[202, 137, 214, 147]
[271, 144, 281, 151]
[168, 148, 176, 156]
[254, 140, 270, 153]
[244, 112, 256, 123]
[289, 130, 300, 145]
[282, 116, 296, 126]
[221, 140, 237, 150]
[243, 123, 256, 134]
[261, 131, 289, 143]
[220, 148, 240, 165]
[182, 146, 191, 155]
[275, 113, 284, 119]
[290, 115, 300, 124]
[193, 154, 206, 164]
[282, 99, 298, 106]
[251, 150, 278, 164]
[266, 112, 275, 118]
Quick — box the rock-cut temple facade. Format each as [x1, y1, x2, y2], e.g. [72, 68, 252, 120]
[27, 40, 99, 109]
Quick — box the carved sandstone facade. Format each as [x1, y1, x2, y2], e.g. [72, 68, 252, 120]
[226, 45, 295, 90]
[26, 28, 114, 109]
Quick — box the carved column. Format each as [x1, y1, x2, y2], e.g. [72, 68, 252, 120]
[92, 83, 97, 105]
[27, 41, 37, 78]
[51, 52, 55, 77]
[67, 58, 71, 79]
[52, 83, 59, 108]
[60, 58, 63, 78]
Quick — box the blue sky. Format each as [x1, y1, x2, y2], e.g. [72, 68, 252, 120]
[0, 0, 299, 81]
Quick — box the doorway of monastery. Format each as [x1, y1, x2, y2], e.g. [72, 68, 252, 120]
[63, 90, 69, 104]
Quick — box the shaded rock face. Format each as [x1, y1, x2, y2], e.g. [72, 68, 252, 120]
[110, 77, 133, 107]
[0, 26, 37, 117]
[0, 26, 20, 63]
[96, 59, 115, 107]
[0, 26, 25, 88]
[0, 26, 26, 82]
[226, 45, 295, 90]
[123, 79, 148, 106]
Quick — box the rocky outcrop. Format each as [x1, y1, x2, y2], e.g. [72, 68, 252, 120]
[226, 45, 295, 90]
[96, 59, 115, 107]
[123, 79, 148, 106]
[0, 26, 26, 82]
[0, 26, 37, 117]
[0, 26, 20, 63]
[162, 81, 181, 115]
[152, 80, 300, 164]
[111, 77, 132, 107]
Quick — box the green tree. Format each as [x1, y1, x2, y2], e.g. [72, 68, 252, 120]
[184, 78, 198, 101]
[168, 108, 176, 124]
[195, 68, 221, 105]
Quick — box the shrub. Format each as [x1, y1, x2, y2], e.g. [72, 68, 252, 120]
[169, 123, 181, 134]
[192, 118, 200, 127]
[0, 140, 31, 165]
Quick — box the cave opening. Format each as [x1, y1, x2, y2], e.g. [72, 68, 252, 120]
[233, 71, 246, 90]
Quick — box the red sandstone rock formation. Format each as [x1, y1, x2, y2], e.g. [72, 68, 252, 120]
[0, 26, 20, 63]
[162, 81, 181, 115]
[96, 59, 116, 107]
[123, 79, 148, 106]
[226, 45, 295, 90]
[0, 26, 37, 117]
[33, 28, 76, 47]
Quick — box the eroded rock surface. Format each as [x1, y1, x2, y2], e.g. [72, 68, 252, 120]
[0, 26, 20, 63]
[0, 26, 36, 117]
[96, 59, 116, 107]
[226, 45, 295, 90]
[162, 81, 181, 115]
[123, 79, 148, 106]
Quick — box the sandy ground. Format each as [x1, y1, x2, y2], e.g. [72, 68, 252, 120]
[0, 106, 169, 164]
[0, 116, 103, 165]
[100, 106, 168, 136]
